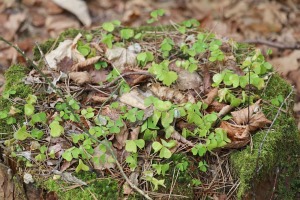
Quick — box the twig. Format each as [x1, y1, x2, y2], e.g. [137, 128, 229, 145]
[269, 167, 279, 200]
[244, 39, 300, 50]
[92, 71, 153, 89]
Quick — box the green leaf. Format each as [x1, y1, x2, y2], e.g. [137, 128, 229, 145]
[152, 141, 163, 153]
[24, 104, 35, 116]
[85, 34, 93, 42]
[212, 73, 223, 86]
[161, 139, 176, 148]
[165, 126, 174, 139]
[101, 33, 114, 48]
[120, 29, 134, 40]
[26, 94, 37, 104]
[159, 147, 172, 158]
[125, 140, 137, 153]
[49, 120, 64, 137]
[31, 129, 44, 139]
[77, 45, 91, 57]
[134, 139, 145, 149]
[14, 125, 30, 140]
[76, 159, 89, 173]
[198, 161, 208, 172]
[31, 112, 47, 124]
[0, 111, 8, 119]
[102, 22, 115, 32]
[161, 111, 173, 128]
[164, 71, 178, 86]
[94, 61, 108, 70]
[153, 100, 172, 112]
[229, 74, 240, 88]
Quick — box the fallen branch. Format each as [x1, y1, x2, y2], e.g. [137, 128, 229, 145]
[243, 39, 300, 50]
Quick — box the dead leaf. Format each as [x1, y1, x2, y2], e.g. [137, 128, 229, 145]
[231, 100, 262, 125]
[270, 50, 300, 76]
[45, 40, 73, 70]
[46, 15, 80, 37]
[52, 0, 91, 26]
[105, 47, 137, 72]
[69, 71, 91, 84]
[248, 112, 272, 132]
[119, 88, 149, 110]
[123, 172, 139, 195]
[92, 142, 116, 170]
[129, 126, 140, 140]
[220, 121, 246, 141]
[4, 12, 26, 37]
[150, 83, 196, 104]
[114, 123, 128, 150]
[204, 88, 218, 106]
[0, 164, 14, 200]
[72, 56, 101, 71]
[52, 170, 87, 185]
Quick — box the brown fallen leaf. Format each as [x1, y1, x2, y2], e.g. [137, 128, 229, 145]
[114, 123, 128, 150]
[105, 47, 137, 72]
[248, 112, 272, 132]
[220, 121, 246, 141]
[123, 172, 139, 195]
[129, 126, 141, 140]
[119, 88, 149, 110]
[203, 88, 219, 106]
[231, 99, 262, 125]
[52, 0, 92, 26]
[270, 50, 300, 76]
[92, 142, 116, 170]
[0, 163, 14, 200]
[69, 71, 91, 85]
[72, 56, 101, 71]
[150, 83, 195, 104]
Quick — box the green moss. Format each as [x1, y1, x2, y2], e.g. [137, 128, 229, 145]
[0, 64, 31, 134]
[230, 74, 300, 199]
[42, 172, 118, 200]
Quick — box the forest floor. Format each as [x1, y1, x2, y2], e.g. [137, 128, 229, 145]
[1, 0, 300, 127]
[0, 1, 299, 199]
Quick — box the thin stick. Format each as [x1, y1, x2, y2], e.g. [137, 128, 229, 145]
[244, 39, 300, 50]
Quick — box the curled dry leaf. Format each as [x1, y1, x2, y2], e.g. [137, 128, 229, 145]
[220, 121, 246, 141]
[52, 0, 91, 26]
[129, 126, 141, 140]
[92, 142, 116, 170]
[72, 56, 101, 71]
[248, 112, 272, 132]
[105, 47, 137, 72]
[69, 71, 91, 85]
[52, 170, 87, 185]
[204, 88, 219, 106]
[45, 33, 85, 71]
[114, 123, 128, 150]
[45, 40, 73, 70]
[119, 88, 149, 110]
[150, 83, 195, 104]
[231, 99, 262, 125]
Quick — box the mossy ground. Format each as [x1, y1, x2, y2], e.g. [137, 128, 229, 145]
[0, 64, 32, 134]
[230, 74, 300, 199]
[40, 172, 118, 200]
